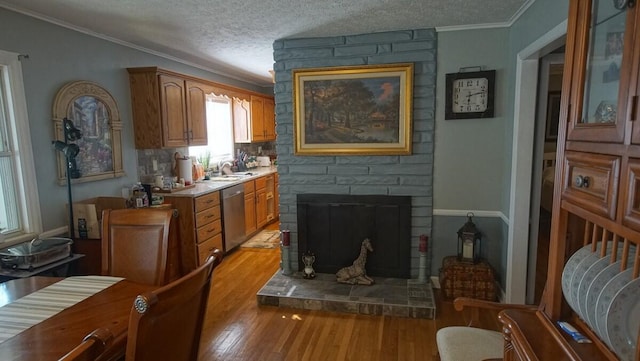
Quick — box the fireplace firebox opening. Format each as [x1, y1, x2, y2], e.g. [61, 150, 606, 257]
[297, 194, 411, 279]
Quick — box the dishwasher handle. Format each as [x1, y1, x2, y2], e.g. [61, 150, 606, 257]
[222, 184, 245, 199]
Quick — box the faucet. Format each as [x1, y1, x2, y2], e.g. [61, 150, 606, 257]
[218, 160, 233, 175]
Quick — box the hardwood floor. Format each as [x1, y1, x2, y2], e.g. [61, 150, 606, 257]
[198, 225, 498, 361]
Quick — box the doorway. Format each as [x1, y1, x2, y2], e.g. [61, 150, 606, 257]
[506, 20, 567, 304]
[527, 53, 564, 304]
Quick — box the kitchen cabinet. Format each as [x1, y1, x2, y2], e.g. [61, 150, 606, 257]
[244, 180, 257, 235]
[263, 97, 276, 141]
[185, 80, 210, 145]
[233, 94, 276, 143]
[265, 174, 275, 222]
[127, 67, 210, 148]
[168, 191, 222, 269]
[233, 97, 251, 143]
[255, 176, 268, 228]
[244, 174, 276, 237]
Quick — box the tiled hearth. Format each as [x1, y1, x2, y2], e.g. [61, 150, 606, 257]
[257, 272, 435, 319]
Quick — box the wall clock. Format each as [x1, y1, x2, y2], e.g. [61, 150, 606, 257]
[445, 70, 496, 120]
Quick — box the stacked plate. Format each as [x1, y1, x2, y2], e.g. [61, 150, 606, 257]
[561, 243, 639, 361]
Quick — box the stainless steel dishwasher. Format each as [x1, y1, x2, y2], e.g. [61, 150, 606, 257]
[221, 184, 246, 251]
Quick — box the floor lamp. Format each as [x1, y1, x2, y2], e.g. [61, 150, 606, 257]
[52, 117, 82, 238]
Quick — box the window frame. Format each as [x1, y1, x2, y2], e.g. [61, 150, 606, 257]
[188, 94, 235, 168]
[0, 50, 41, 244]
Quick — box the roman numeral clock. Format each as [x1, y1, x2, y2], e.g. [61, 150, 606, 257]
[445, 69, 496, 120]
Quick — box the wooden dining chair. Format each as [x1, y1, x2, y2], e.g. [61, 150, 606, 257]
[101, 208, 174, 286]
[58, 328, 114, 361]
[436, 297, 538, 361]
[124, 248, 223, 361]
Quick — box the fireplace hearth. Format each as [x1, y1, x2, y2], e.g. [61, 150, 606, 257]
[257, 271, 435, 319]
[297, 194, 411, 279]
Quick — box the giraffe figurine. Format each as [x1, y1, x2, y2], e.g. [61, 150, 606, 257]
[336, 238, 374, 285]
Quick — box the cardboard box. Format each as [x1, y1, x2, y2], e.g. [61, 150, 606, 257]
[68, 197, 127, 239]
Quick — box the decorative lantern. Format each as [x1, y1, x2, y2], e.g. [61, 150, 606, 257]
[457, 212, 482, 263]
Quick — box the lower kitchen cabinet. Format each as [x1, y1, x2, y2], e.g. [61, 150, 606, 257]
[244, 180, 257, 235]
[265, 174, 275, 222]
[168, 191, 222, 269]
[197, 233, 223, 265]
[255, 176, 268, 228]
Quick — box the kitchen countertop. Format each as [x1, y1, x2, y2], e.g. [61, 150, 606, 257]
[159, 166, 277, 198]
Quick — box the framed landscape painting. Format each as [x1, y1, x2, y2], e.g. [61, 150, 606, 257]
[293, 63, 413, 155]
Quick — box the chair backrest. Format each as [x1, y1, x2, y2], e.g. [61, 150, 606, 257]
[58, 328, 114, 361]
[125, 248, 223, 361]
[101, 208, 173, 286]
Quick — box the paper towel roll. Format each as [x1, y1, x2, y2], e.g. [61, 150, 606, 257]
[177, 158, 193, 185]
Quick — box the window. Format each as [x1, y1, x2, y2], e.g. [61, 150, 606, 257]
[188, 94, 234, 169]
[0, 50, 41, 243]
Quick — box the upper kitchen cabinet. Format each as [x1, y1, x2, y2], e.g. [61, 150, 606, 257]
[127, 67, 209, 148]
[263, 97, 276, 141]
[233, 97, 251, 143]
[186, 80, 212, 145]
[233, 94, 276, 143]
[565, 1, 639, 145]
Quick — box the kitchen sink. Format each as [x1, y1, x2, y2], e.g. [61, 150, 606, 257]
[206, 172, 254, 182]
[207, 176, 242, 181]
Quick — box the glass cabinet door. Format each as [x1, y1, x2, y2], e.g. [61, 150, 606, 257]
[629, 6, 640, 144]
[567, 0, 635, 143]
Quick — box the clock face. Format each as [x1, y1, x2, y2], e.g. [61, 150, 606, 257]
[445, 69, 495, 120]
[453, 77, 489, 113]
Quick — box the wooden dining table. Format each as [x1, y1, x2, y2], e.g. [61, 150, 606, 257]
[0, 276, 156, 360]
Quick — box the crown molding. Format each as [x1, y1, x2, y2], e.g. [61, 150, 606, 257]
[436, 0, 536, 32]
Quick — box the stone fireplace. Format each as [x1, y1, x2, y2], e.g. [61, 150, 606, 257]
[258, 28, 436, 318]
[297, 194, 411, 278]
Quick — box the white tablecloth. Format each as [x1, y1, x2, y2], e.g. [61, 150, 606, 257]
[0, 276, 123, 344]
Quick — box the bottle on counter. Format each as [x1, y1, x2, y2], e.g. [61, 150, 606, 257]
[131, 182, 149, 208]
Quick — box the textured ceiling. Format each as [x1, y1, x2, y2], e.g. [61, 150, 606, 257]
[0, 0, 532, 86]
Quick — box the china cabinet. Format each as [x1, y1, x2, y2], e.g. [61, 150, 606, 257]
[499, 1, 640, 360]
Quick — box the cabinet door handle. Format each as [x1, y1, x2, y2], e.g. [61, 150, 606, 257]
[631, 95, 638, 122]
[575, 175, 590, 188]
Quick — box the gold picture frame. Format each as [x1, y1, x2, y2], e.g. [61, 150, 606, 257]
[52, 81, 125, 185]
[293, 63, 413, 155]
